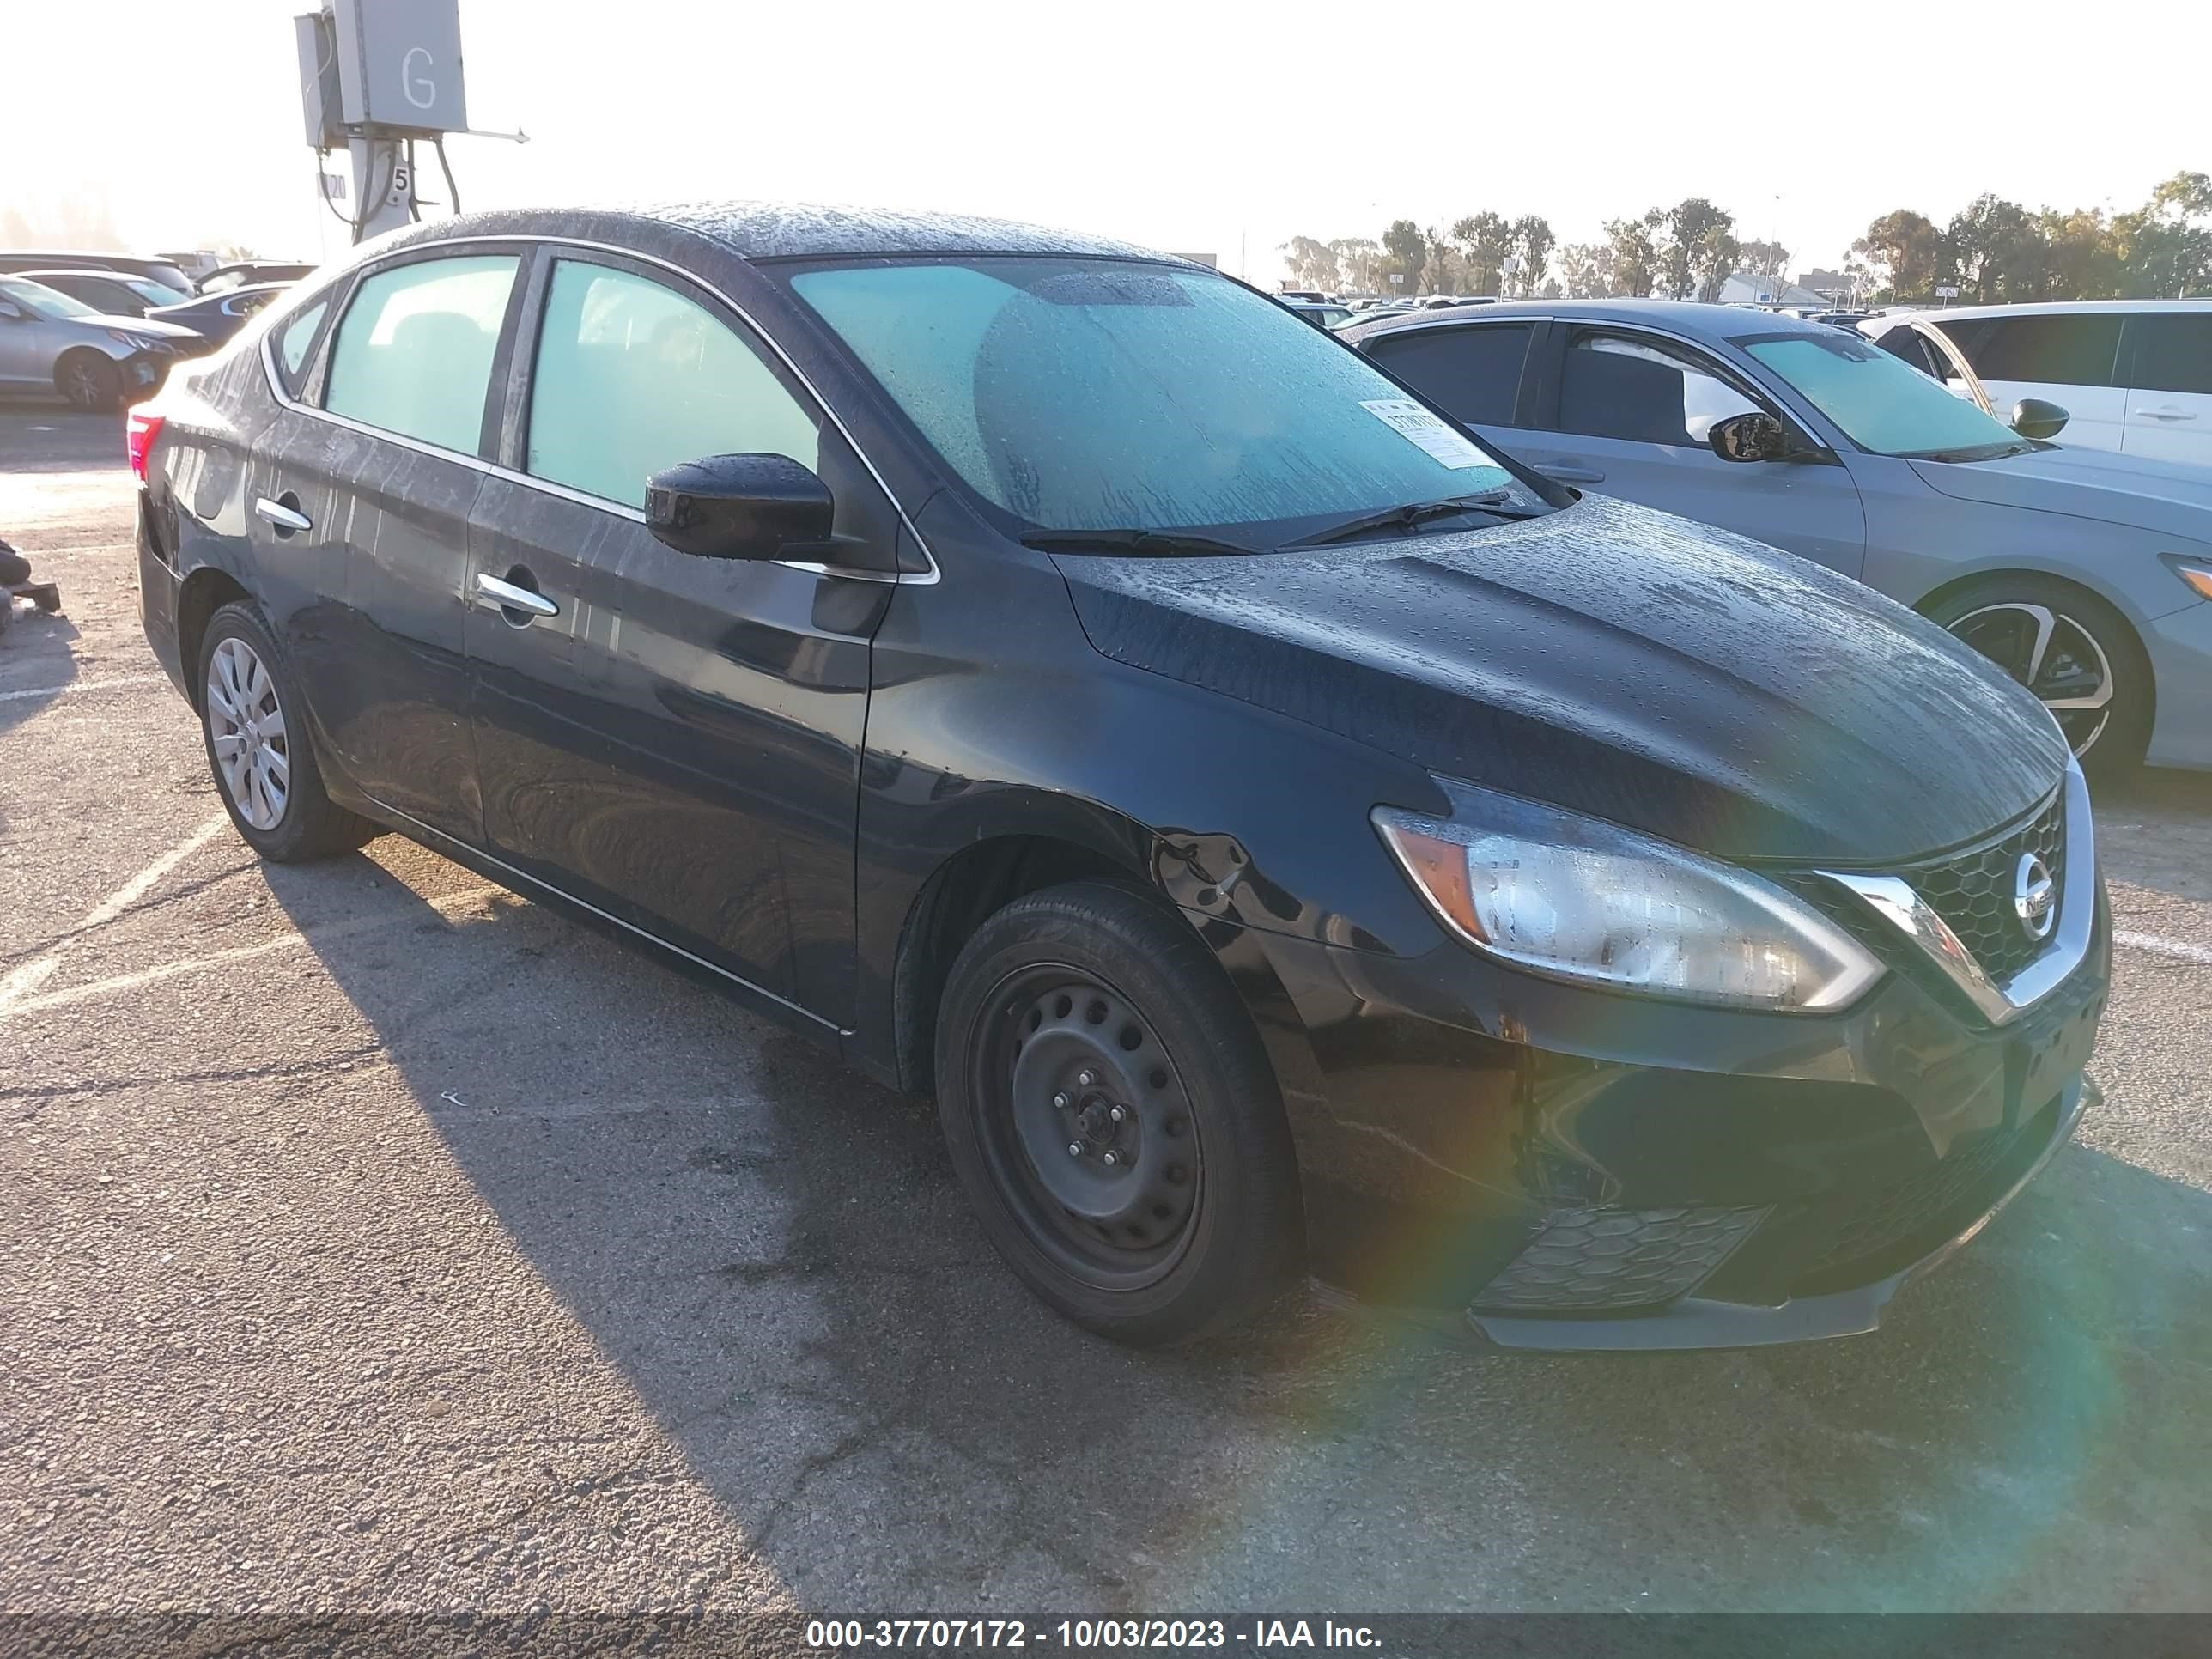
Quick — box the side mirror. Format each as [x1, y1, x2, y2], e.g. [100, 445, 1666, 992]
[2010, 398, 2069, 441]
[644, 453, 834, 561]
[1707, 410, 1791, 463]
[0, 300, 24, 321]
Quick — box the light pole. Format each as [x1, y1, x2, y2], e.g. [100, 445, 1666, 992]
[1770, 194, 1783, 300]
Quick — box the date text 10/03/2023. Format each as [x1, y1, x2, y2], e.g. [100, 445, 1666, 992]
[804, 1619, 1383, 1649]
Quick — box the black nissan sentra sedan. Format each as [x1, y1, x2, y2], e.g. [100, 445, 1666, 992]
[131, 204, 2108, 1350]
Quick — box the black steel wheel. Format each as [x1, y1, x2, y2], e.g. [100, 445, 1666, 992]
[1926, 574, 2152, 777]
[981, 969, 1203, 1286]
[935, 879, 1301, 1345]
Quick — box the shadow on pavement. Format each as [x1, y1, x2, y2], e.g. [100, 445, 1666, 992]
[264, 848, 2212, 1613]
[0, 609, 82, 748]
[0, 406, 125, 474]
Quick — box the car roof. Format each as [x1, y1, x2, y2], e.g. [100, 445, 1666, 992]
[154, 282, 289, 308]
[356, 202, 1182, 268]
[1338, 297, 1840, 346]
[15, 268, 144, 283]
[1866, 299, 2212, 327]
[0, 250, 182, 270]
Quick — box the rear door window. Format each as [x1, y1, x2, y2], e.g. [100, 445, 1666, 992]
[1963, 314, 2123, 386]
[323, 254, 520, 454]
[2125, 313, 2212, 395]
[1364, 324, 1534, 426]
[523, 258, 820, 509]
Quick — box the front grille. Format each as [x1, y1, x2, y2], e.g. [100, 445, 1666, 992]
[1784, 791, 2066, 999]
[1471, 1206, 1770, 1314]
[1900, 795, 2065, 983]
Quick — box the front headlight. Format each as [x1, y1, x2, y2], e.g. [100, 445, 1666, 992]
[1374, 779, 1884, 1012]
[106, 330, 159, 351]
[2163, 553, 2212, 604]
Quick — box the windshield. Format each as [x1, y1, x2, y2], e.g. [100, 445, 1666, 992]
[787, 257, 1537, 543]
[0, 276, 97, 319]
[1741, 330, 2027, 460]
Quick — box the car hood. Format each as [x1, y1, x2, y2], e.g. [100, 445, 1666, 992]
[1909, 444, 2212, 542]
[1056, 495, 2067, 865]
[72, 312, 204, 340]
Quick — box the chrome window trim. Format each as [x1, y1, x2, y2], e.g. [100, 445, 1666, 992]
[1818, 760, 2096, 1026]
[258, 232, 940, 586]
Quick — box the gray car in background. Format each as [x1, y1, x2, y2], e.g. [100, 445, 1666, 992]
[1342, 300, 2212, 775]
[0, 275, 208, 410]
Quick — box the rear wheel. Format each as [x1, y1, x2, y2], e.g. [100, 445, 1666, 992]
[56, 351, 121, 413]
[1924, 575, 2151, 778]
[935, 879, 1302, 1346]
[198, 603, 376, 862]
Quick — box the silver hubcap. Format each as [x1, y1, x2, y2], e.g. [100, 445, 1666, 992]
[1948, 602, 2115, 757]
[206, 637, 290, 830]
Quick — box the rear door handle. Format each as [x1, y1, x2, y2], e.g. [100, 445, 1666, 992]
[253, 495, 312, 533]
[2136, 407, 2197, 421]
[1537, 464, 1606, 483]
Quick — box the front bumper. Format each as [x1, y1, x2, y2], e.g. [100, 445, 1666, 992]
[1470, 1076, 2094, 1350]
[1227, 861, 2109, 1352]
[2144, 598, 2212, 771]
[121, 340, 212, 401]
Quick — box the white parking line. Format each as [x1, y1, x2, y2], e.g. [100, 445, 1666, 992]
[0, 672, 171, 703]
[9, 539, 138, 557]
[0, 884, 511, 1022]
[0, 814, 228, 1012]
[2117, 930, 2212, 967]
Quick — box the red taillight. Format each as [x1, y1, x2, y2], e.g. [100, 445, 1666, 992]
[125, 410, 166, 484]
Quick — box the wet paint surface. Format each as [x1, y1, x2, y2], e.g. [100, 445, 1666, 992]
[1060, 494, 2070, 864]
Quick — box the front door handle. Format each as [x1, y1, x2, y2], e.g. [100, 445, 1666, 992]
[474, 570, 561, 621]
[1537, 464, 1606, 483]
[2136, 407, 2197, 421]
[253, 495, 312, 534]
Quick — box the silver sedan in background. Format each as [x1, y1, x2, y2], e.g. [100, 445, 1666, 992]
[1341, 300, 2212, 775]
[0, 275, 209, 410]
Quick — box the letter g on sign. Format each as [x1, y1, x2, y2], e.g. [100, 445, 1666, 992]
[402, 46, 435, 110]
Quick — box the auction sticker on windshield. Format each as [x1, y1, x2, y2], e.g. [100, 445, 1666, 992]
[1359, 399, 1496, 469]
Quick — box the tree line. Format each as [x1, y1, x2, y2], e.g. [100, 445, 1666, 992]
[1282, 171, 2209, 305]
[1285, 198, 1790, 303]
[1850, 173, 2209, 304]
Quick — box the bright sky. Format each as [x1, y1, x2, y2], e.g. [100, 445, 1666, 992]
[7, 0, 2204, 283]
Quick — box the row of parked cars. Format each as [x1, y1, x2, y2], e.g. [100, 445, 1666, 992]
[126, 203, 2166, 1352]
[0, 249, 311, 410]
[1335, 297, 2212, 778]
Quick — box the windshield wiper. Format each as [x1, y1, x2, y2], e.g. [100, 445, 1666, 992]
[1020, 528, 1259, 558]
[1912, 441, 2036, 465]
[1285, 489, 1538, 549]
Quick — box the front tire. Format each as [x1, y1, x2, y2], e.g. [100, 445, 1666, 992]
[56, 351, 122, 413]
[1924, 574, 2151, 779]
[935, 879, 1302, 1346]
[197, 602, 375, 862]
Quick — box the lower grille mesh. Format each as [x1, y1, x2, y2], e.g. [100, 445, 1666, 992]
[1472, 1206, 1769, 1314]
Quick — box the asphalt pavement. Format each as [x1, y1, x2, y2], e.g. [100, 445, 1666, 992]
[3, 406, 2209, 1616]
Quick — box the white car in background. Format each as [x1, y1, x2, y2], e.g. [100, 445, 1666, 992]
[1862, 301, 2212, 470]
